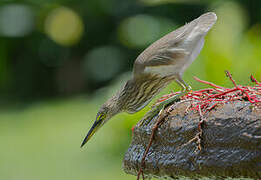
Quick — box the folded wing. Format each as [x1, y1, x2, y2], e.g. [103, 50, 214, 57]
[133, 12, 217, 78]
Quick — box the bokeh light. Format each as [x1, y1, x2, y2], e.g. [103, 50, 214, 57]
[45, 7, 84, 46]
[118, 15, 175, 48]
[83, 46, 125, 82]
[0, 4, 34, 37]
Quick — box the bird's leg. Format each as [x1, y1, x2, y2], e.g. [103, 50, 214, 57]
[140, 77, 190, 126]
[176, 75, 192, 92]
[155, 76, 191, 111]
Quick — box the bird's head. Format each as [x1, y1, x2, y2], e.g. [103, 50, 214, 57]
[81, 99, 120, 147]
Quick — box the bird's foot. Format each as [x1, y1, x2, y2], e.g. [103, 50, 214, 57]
[187, 88, 193, 94]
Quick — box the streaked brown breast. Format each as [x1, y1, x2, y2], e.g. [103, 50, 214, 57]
[120, 74, 174, 113]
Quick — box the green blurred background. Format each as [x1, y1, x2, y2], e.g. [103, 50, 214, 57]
[0, 0, 260, 179]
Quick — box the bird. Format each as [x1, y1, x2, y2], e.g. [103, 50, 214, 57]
[81, 12, 217, 147]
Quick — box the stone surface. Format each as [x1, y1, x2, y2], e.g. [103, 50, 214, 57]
[123, 100, 261, 179]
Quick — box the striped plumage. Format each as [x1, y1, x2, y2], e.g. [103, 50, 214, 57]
[81, 12, 217, 147]
[119, 74, 174, 113]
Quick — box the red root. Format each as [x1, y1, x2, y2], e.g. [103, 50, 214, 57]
[158, 71, 261, 116]
[250, 74, 261, 86]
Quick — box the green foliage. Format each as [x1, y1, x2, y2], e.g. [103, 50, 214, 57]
[0, 98, 134, 180]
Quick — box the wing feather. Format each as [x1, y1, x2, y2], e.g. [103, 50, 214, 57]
[133, 12, 217, 78]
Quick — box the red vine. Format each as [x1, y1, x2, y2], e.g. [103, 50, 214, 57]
[158, 71, 261, 116]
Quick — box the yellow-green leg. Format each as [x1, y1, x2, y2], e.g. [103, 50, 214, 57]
[155, 76, 191, 111]
[140, 76, 191, 126]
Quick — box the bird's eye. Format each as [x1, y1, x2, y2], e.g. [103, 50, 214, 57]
[98, 113, 106, 120]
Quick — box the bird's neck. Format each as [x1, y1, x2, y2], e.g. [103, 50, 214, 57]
[116, 74, 173, 113]
[103, 93, 122, 118]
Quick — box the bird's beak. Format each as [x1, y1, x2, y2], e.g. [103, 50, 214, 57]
[81, 119, 103, 148]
